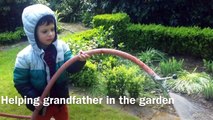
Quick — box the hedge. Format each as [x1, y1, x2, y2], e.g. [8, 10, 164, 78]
[0, 27, 25, 45]
[92, 13, 130, 45]
[72, 12, 213, 59]
[125, 24, 213, 59]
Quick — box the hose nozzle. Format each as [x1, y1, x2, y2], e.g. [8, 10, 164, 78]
[154, 74, 177, 81]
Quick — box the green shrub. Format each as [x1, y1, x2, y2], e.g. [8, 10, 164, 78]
[92, 26, 114, 48]
[55, 10, 63, 33]
[167, 71, 211, 94]
[127, 76, 144, 99]
[96, 55, 119, 72]
[0, 27, 25, 45]
[125, 24, 213, 59]
[63, 26, 114, 55]
[81, 1, 97, 27]
[63, 26, 117, 94]
[92, 13, 130, 46]
[138, 48, 166, 66]
[159, 57, 183, 76]
[203, 82, 213, 100]
[55, 0, 82, 22]
[105, 65, 144, 98]
[93, 13, 130, 28]
[125, 24, 164, 51]
[63, 28, 99, 55]
[82, 12, 95, 27]
[53, 0, 98, 24]
[203, 59, 213, 74]
[69, 61, 99, 87]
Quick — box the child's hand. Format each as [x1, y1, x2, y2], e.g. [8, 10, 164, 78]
[35, 100, 43, 111]
[78, 50, 90, 61]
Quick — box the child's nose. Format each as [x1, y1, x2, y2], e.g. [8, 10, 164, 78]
[48, 31, 54, 36]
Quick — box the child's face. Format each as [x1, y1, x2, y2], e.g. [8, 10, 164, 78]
[37, 23, 55, 47]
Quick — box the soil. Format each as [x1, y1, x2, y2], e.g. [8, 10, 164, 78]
[174, 55, 204, 72]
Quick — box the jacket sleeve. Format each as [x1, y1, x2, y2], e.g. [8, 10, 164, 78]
[63, 42, 86, 73]
[13, 56, 40, 111]
[65, 51, 86, 73]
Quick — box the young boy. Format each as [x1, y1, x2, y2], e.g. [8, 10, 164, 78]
[13, 4, 89, 120]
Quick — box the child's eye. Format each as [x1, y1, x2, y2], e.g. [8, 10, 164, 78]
[51, 28, 54, 32]
[42, 30, 47, 34]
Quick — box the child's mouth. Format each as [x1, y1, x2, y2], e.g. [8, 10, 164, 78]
[47, 39, 53, 41]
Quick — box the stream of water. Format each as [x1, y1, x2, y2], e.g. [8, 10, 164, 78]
[169, 92, 213, 120]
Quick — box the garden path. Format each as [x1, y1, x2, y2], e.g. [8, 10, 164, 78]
[60, 22, 89, 33]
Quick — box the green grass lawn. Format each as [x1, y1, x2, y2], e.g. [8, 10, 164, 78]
[0, 42, 139, 120]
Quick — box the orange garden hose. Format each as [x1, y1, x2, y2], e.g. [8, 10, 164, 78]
[0, 48, 160, 120]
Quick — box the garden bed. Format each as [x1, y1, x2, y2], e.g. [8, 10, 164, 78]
[60, 22, 212, 120]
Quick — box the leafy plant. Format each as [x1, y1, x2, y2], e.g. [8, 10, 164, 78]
[69, 61, 99, 87]
[92, 13, 130, 46]
[92, 26, 114, 48]
[203, 59, 213, 74]
[96, 55, 119, 72]
[81, 0, 97, 27]
[127, 75, 145, 99]
[138, 48, 166, 66]
[54, 10, 63, 33]
[159, 57, 183, 76]
[63, 28, 99, 55]
[55, 0, 83, 22]
[64, 26, 114, 55]
[105, 65, 144, 98]
[0, 27, 25, 45]
[167, 71, 211, 94]
[203, 82, 213, 100]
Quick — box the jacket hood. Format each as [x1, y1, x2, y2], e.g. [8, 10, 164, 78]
[22, 4, 57, 54]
